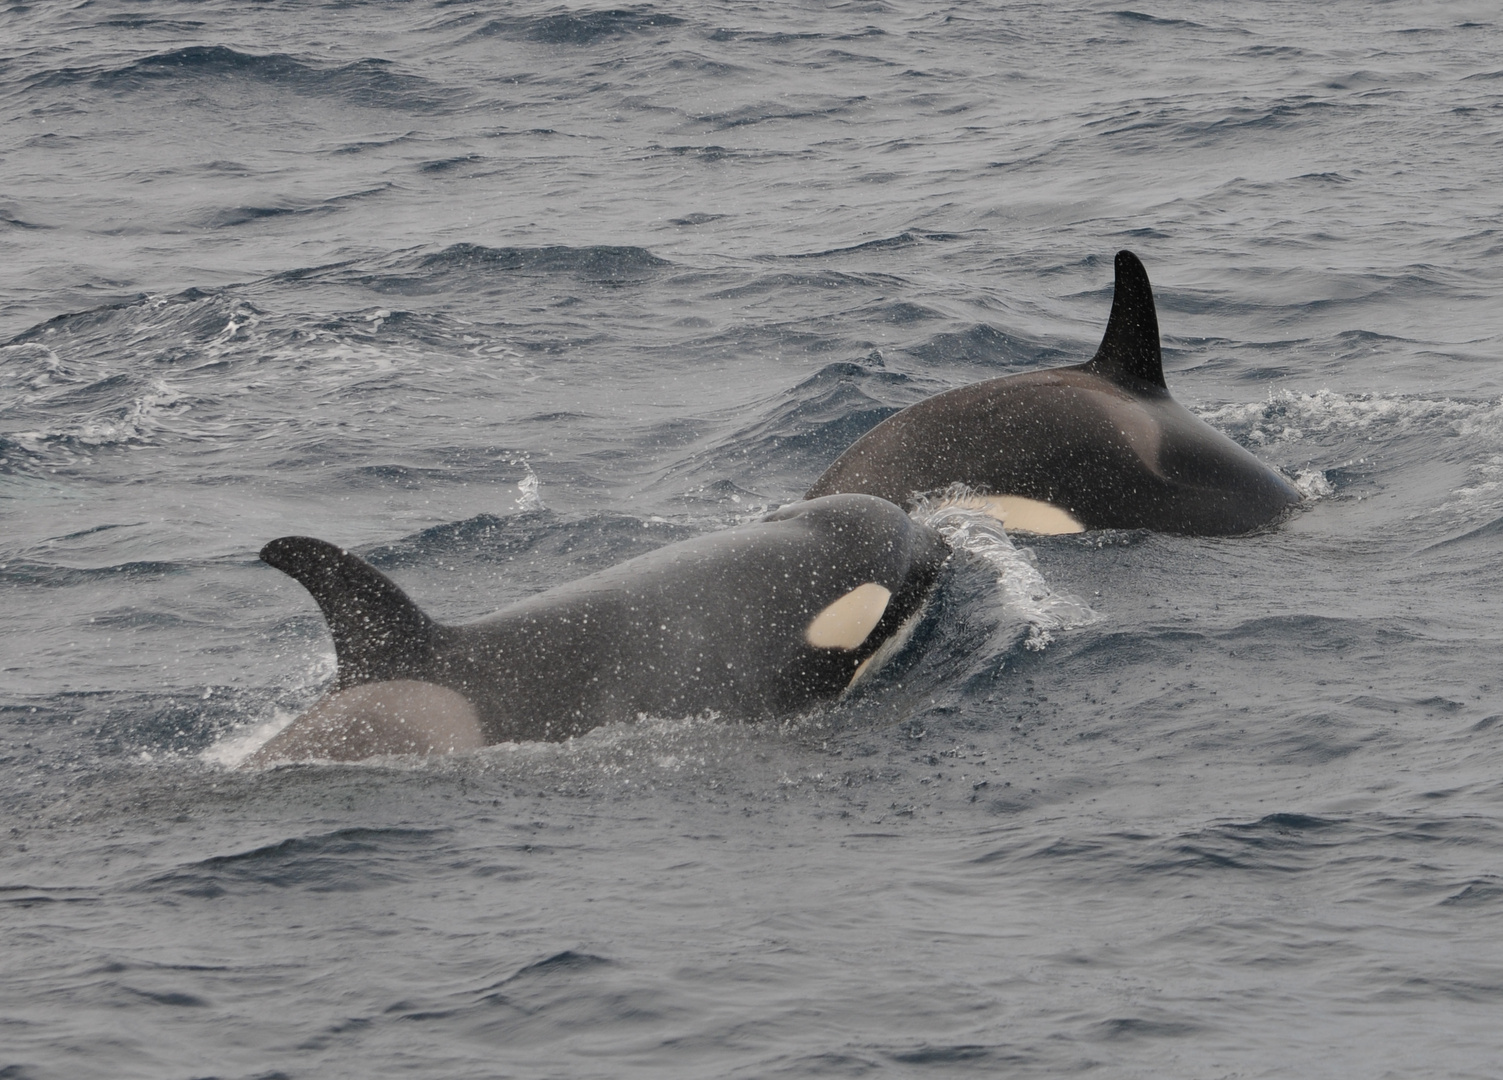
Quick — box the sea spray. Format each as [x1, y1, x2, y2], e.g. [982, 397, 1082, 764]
[914, 487, 1098, 650]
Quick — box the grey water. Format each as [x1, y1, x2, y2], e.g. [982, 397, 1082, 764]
[4, 1, 1503, 1076]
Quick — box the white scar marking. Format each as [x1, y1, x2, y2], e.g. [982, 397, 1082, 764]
[947, 494, 1084, 535]
[805, 582, 892, 650]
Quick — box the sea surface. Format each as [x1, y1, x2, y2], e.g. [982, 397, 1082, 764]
[5, 1, 1503, 1076]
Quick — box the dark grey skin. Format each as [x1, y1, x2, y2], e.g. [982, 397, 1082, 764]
[806, 251, 1303, 536]
[248, 494, 947, 763]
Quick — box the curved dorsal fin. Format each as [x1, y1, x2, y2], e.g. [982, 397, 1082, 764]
[1082, 249, 1166, 391]
[261, 536, 435, 688]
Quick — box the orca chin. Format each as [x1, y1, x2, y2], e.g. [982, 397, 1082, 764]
[805, 250, 1303, 536]
[245, 494, 948, 765]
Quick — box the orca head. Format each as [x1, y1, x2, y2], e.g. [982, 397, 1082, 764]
[764, 492, 949, 659]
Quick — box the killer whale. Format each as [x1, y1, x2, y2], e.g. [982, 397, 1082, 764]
[805, 250, 1302, 536]
[246, 494, 947, 764]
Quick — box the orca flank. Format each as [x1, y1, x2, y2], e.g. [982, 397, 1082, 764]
[248, 494, 948, 763]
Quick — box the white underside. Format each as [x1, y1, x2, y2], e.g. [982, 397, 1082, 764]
[942, 493, 1084, 535]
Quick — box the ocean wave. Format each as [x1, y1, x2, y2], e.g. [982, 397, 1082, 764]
[468, 6, 686, 45]
[653, 359, 913, 494]
[0, 559, 189, 589]
[974, 810, 1498, 886]
[360, 509, 696, 577]
[194, 186, 390, 230]
[1424, 514, 1503, 551]
[705, 268, 903, 301]
[785, 230, 966, 260]
[0, 206, 51, 231]
[709, 25, 888, 45]
[1100, 98, 1352, 147]
[132, 827, 448, 897]
[7, 289, 261, 354]
[31, 45, 455, 112]
[1109, 10, 1205, 29]
[416, 242, 671, 280]
[258, 243, 672, 298]
[0, 342, 73, 390]
[5, 378, 194, 452]
[1198, 389, 1503, 523]
[693, 94, 871, 130]
[901, 322, 1070, 369]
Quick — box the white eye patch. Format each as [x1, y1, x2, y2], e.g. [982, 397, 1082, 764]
[949, 494, 1084, 535]
[805, 582, 892, 650]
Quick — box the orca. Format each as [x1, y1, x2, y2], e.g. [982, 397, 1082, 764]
[245, 494, 947, 764]
[805, 251, 1302, 536]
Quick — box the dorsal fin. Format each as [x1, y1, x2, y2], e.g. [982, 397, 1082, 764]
[1082, 249, 1166, 391]
[261, 536, 436, 688]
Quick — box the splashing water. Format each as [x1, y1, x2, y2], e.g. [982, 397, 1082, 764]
[915, 490, 1098, 650]
[514, 459, 544, 510]
[1293, 468, 1335, 499]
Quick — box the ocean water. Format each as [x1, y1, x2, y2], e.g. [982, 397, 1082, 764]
[5, 1, 1503, 1076]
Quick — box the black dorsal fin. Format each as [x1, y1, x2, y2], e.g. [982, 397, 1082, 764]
[1082, 249, 1166, 391]
[261, 536, 436, 688]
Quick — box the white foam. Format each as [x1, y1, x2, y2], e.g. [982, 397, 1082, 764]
[1293, 468, 1335, 499]
[1201, 388, 1503, 513]
[91, 379, 190, 446]
[210, 305, 261, 347]
[1198, 387, 1503, 447]
[11, 377, 191, 452]
[0, 342, 72, 392]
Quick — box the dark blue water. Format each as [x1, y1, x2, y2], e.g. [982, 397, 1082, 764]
[5, 2, 1503, 1076]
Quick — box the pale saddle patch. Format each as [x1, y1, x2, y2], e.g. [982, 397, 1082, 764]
[948, 493, 1084, 535]
[805, 582, 892, 650]
[245, 680, 485, 765]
